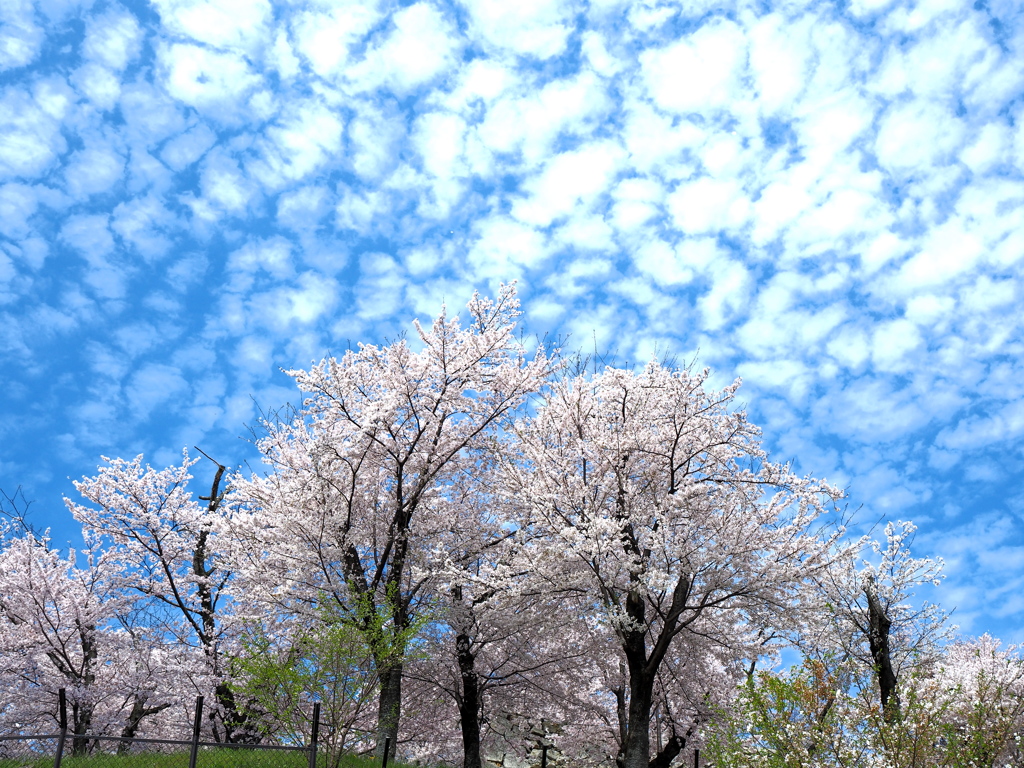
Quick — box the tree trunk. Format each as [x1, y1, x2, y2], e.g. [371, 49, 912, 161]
[620, 669, 655, 768]
[71, 700, 94, 757]
[865, 576, 899, 721]
[620, 601, 655, 768]
[376, 663, 402, 762]
[118, 694, 171, 754]
[456, 632, 483, 768]
[648, 734, 688, 768]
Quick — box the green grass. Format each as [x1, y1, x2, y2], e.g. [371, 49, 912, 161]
[0, 750, 421, 768]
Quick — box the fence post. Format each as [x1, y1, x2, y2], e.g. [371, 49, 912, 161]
[381, 736, 391, 768]
[694, 747, 699, 767]
[52, 689, 67, 768]
[307, 703, 320, 768]
[188, 696, 204, 768]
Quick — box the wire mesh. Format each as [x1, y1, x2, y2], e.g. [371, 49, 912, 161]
[0, 734, 59, 768]
[61, 745, 313, 768]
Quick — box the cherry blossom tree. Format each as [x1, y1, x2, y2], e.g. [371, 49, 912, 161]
[812, 520, 951, 721]
[929, 635, 1024, 767]
[64, 451, 252, 742]
[0, 526, 171, 754]
[223, 284, 554, 762]
[391, 450, 606, 768]
[502, 361, 844, 768]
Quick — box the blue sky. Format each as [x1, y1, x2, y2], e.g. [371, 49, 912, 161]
[1, 0, 1022, 642]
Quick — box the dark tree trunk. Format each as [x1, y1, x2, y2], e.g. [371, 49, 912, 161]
[375, 664, 402, 762]
[648, 734, 688, 768]
[865, 576, 899, 721]
[456, 631, 483, 768]
[118, 694, 171, 754]
[70, 700, 94, 757]
[620, 587, 655, 768]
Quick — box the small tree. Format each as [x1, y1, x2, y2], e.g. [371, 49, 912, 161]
[705, 654, 872, 768]
[0, 527, 141, 754]
[65, 451, 256, 742]
[931, 636, 1024, 768]
[230, 594, 416, 767]
[813, 520, 951, 722]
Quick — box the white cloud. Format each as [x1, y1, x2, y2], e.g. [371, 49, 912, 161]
[667, 176, 750, 234]
[291, 4, 381, 80]
[111, 195, 179, 260]
[788, 188, 891, 251]
[0, 0, 44, 72]
[960, 122, 1012, 175]
[228, 235, 293, 282]
[0, 85, 68, 180]
[961, 276, 1015, 314]
[460, 0, 573, 59]
[905, 293, 955, 325]
[814, 377, 934, 442]
[278, 185, 330, 232]
[199, 149, 257, 214]
[895, 217, 985, 290]
[126, 363, 189, 420]
[468, 216, 552, 280]
[826, 326, 872, 371]
[414, 112, 467, 179]
[860, 230, 911, 274]
[0, 182, 39, 238]
[630, 239, 688, 286]
[82, 5, 142, 70]
[620, 103, 704, 176]
[847, 0, 897, 16]
[747, 13, 812, 114]
[640, 19, 748, 115]
[477, 71, 611, 165]
[60, 214, 115, 258]
[871, 318, 923, 372]
[60, 215, 128, 300]
[874, 100, 967, 174]
[335, 185, 386, 235]
[353, 253, 406, 323]
[64, 144, 126, 199]
[795, 93, 874, 163]
[249, 101, 344, 187]
[160, 122, 217, 171]
[611, 177, 664, 231]
[699, 257, 751, 331]
[554, 213, 615, 253]
[938, 401, 1024, 452]
[348, 104, 403, 180]
[350, 3, 457, 94]
[581, 30, 622, 77]
[159, 42, 261, 118]
[70, 63, 122, 110]
[439, 58, 515, 113]
[150, 0, 270, 51]
[119, 83, 188, 145]
[511, 141, 624, 226]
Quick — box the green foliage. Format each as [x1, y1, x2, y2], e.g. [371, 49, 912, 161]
[705, 655, 872, 768]
[705, 649, 1024, 768]
[229, 587, 430, 768]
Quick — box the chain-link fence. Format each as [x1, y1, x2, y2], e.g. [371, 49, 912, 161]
[0, 733, 60, 768]
[0, 690, 323, 768]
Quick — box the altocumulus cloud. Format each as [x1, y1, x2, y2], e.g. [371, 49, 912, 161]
[0, 0, 1022, 640]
